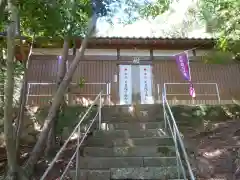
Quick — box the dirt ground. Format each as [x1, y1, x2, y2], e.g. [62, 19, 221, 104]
[0, 141, 76, 180]
[183, 119, 240, 180]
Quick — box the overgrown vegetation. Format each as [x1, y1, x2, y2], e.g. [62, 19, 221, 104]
[170, 104, 240, 179]
[35, 105, 97, 136]
[198, 0, 240, 59]
[0, 41, 24, 107]
[137, 0, 240, 62]
[171, 104, 240, 132]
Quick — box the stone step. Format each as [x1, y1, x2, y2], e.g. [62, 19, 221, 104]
[93, 129, 167, 139]
[102, 105, 164, 115]
[83, 146, 176, 157]
[68, 169, 183, 180]
[79, 157, 177, 169]
[84, 137, 174, 147]
[111, 167, 182, 179]
[68, 170, 110, 180]
[102, 116, 164, 123]
[99, 122, 165, 131]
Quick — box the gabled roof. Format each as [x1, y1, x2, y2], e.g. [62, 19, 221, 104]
[94, 34, 214, 40]
[74, 36, 215, 50]
[0, 33, 215, 49]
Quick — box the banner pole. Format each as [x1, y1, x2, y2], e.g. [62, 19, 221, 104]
[185, 50, 192, 81]
[185, 51, 195, 103]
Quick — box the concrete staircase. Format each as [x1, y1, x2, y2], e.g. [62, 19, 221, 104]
[70, 105, 184, 180]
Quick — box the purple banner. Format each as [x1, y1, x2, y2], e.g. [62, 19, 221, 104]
[175, 52, 191, 81]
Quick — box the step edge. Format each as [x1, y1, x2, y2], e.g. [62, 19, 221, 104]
[79, 156, 178, 160]
[84, 145, 175, 149]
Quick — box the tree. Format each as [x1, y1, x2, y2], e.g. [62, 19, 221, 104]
[23, 14, 98, 179]
[135, 0, 240, 59]
[137, 0, 172, 18]
[4, 0, 19, 179]
[0, 0, 7, 23]
[0, 41, 6, 105]
[15, 36, 34, 165]
[197, 0, 240, 59]
[18, 0, 113, 157]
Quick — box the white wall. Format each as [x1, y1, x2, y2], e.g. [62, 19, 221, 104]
[153, 50, 208, 57]
[77, 49, 117, 56]
[120, 49, 150, 56]
[32, 48, 63, 55]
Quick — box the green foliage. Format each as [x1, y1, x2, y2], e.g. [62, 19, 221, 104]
[0, 0, 153, 38]
[1, 0, 123, 38]
[19, 0, 92, 37]
[36, 105, 97, 134]
[137, 0, 172, 18]
[135, 0, 239, 62]
[0, 0, 129, 104]
[78, 77, 85, 88]
[171, 104, 240, 131]
[0, 40, 24, 106]
[110, 0, 172, 24]
[202, 50, 233, 64]
[198, 0, 240, 57]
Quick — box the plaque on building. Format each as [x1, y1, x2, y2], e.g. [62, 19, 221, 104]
[119, 65, 132, 105]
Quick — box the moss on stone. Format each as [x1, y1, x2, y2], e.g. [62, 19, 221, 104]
[157, 146, 174, 156]
[35, 105, 98, 135]
[170, 104, 240, 129]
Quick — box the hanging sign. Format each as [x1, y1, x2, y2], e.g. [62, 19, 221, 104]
[140, 65, 153, 104]
[133, 57, 140, 64]
[175, 51, 196, 97]
[175, 52, 191, 81]
[119, 65, 132, 105]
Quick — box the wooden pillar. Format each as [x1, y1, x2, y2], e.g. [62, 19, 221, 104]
[111, 48, 120, 105]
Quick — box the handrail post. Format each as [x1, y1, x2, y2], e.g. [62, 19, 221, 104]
[157, 84, 160, 103]
[76, 125, 81, 179]
[108, 82, 111, 106]
[106, 83, 109, 106]
[215, 83, 221, 104]
[174, 126, 180, 179]
[98, 92, 102, 130]
[162, 88, 167, 131]
[26, 83, 30, 105]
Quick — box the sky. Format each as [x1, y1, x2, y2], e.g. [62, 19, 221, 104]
[96, 0, 212, 38]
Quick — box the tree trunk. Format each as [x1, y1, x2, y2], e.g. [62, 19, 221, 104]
[45, 37, 69, 157]
[24, 14, 97, 176]
[4, 0, 18, 179]
[15, 36, 34, 163]
[0, 69, 4, 106]
[0, 0, 7, 22]
[0, 44, 5, 106]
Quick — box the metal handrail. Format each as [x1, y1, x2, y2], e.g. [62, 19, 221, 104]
[162, 90, 195, 180]
[26, 82, 111, 105]
[40, 91, 102, 180]
[163, 83, 221, 104]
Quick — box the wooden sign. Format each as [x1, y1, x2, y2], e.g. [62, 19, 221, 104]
[133, 57, 140, 64]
